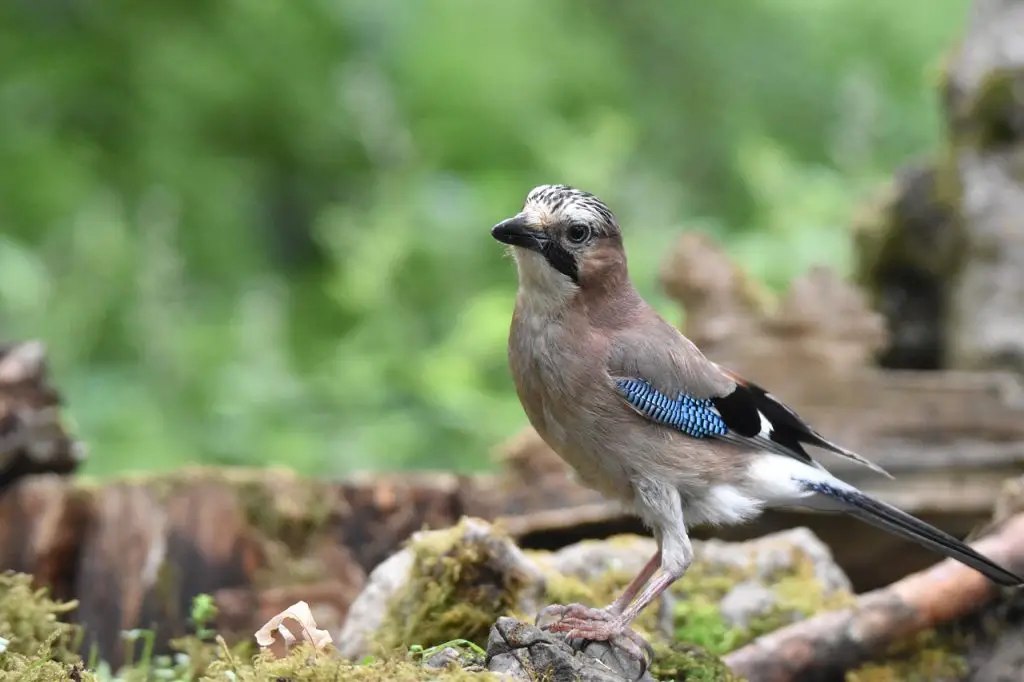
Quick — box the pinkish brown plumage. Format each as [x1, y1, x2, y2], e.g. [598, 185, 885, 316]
[492, 184, 1022, 670]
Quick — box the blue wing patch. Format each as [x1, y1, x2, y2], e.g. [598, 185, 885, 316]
[615, 378, 728, 438]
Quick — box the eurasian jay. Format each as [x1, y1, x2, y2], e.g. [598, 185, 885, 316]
[491, 184, 1022, 661]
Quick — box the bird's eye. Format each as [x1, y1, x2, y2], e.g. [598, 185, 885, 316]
[567, 224, 592, 244]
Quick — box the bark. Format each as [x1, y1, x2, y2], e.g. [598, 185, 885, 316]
[722, 512, 1024, 682]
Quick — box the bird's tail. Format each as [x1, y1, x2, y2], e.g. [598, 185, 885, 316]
[805, 481, 1023, 587]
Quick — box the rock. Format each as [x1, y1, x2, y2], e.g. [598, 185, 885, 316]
[336, 548, 415, 660]
[717, 581, 777, 628]
[543, 536, 658, 585]
[696, 526, 851, 593]
[943, 0, 1024, 372]
[423, 646, 464, 670]
[327, 520, 850, 677]
[673, 527, 853, 639]
[485, 617, 655, 682]
[851, 160, 962, 370]
[337, 517, 547, 661]
[535, 528, 850, 653]
[970, 627, 1024, 682]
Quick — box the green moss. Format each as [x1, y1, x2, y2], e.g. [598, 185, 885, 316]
[0, 650, 95, 682]
[744, 547, 855, 641]
[0, 572, 80, 662]
[851, 157, 963, 291]
[672, 598, 744, 655]
[960, 67, 1024, 151]
[650, 641, 743, 682]
[671, 542, 856, 655]
[0, 572, 94, 680]
[375, 519, 532, 653]
[199, 643, 496, 681]
[845, 630, 968, 682]
[537, 566, 596, 607]
[540, 534, 853, 661]
[234, 468, 335, 551]
[670, 558, 748, 604]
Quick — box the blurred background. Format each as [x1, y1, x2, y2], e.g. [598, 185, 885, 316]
[0, 0, 968, 478]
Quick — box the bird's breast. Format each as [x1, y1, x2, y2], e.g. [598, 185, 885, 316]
[507, 309, 634, 501]
[508, 311, 577, 444]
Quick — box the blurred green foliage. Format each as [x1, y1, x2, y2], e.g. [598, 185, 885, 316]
[0, 0, 967, 477]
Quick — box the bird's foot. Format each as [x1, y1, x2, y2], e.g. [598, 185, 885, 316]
[536, 603, 653, 669]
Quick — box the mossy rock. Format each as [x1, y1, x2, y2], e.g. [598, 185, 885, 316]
[845, 630, 968, 682]
[373, 518, 546, 654]
[850, 158, 964, 369]
[954, 66, 1024, 153]
[534, 529, 854, 659]
[650, 642, 742, 682]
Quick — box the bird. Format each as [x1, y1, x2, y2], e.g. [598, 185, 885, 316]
[491, 183, 1023, 663]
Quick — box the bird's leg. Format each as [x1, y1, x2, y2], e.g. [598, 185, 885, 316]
[535, 548, 660, 641]
[548, 540, 692, 641]
[608, 548, 690, 628]
[607, 549, 661, 616]
[538, 482, 690, 668]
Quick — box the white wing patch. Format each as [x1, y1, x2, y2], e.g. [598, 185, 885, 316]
[745, 453, 854, 506]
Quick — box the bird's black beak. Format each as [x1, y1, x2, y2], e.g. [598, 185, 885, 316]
[491, 216, 545, 252]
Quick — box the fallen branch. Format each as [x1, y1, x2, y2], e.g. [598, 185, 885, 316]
[722, 511, 1024, 682]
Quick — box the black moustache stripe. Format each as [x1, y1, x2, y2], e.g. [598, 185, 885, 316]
[542, 242, 579, 283]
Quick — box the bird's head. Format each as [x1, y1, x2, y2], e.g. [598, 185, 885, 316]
[491, 185, 626, 304]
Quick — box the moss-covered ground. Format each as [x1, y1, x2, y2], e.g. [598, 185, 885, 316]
[0, 525, 979, 682]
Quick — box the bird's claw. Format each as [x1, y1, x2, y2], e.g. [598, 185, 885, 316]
[535, 603, 653, 674]
[536, 602, 614, 625]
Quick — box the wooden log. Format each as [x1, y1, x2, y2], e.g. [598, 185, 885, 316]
[721, 511, 1024, 682]
[73, 476, 267, 665]
[326, 471, 499, 571]
[0, 474, 91, 602]
[0, 466, 490, 667]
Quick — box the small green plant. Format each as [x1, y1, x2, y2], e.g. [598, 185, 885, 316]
[408, 639, 487, 659]
[189, 593, 218, 641]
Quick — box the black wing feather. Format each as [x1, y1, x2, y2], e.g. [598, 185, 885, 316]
[710, 383, 817, 465]
[712, 368, 891, 476]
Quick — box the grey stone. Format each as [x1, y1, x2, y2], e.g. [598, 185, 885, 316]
[718, 580, 778, 628]
[423, 646, 464, 670]
[698, 527, 851, 594]
[418, 643, 487, 674]
[945, 0, 1024, 371]
[335, 544, 414, 660]
[486, 616, 655, 682]
[971, 627, 1024, 682]
[544, 536, 658, 584]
